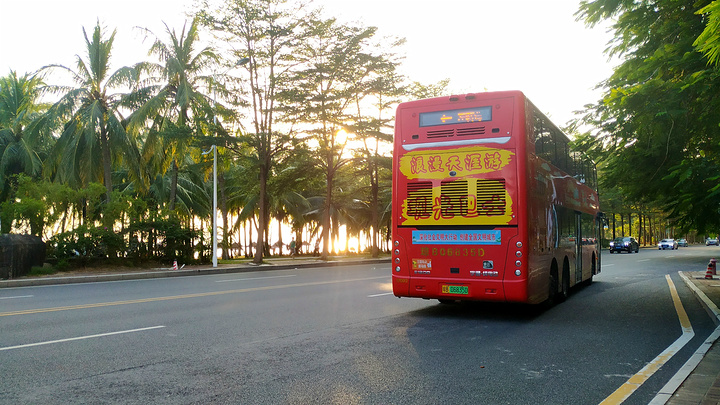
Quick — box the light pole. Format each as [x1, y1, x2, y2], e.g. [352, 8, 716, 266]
[212, 143, 218, 268]
[207, 57, 250, 267]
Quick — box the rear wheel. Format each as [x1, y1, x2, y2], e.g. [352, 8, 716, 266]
[559, 262, 570, 302]
[584, 253, 596, 286]
[545, 262, 560, 307]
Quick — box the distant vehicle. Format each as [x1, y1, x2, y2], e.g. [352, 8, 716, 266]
[678, 239, 688, 247]
[609, 237, 639, 253]
[707, 238, 719, 246]
[658, 239, 678, 250]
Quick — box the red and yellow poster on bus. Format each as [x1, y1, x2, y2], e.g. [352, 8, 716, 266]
[398, 146, 514, 180]
[397, 146, 516, 227]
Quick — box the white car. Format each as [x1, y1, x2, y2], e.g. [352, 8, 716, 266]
[658, 239, 678, 250]
[707, 238, 719, 246]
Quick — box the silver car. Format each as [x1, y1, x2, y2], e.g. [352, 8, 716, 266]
[658, 239, 678, 250]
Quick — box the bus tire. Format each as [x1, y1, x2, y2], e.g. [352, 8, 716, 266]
[559, 260, 570, 302]
[546, 261, 560, 307]
[584, 253, 596, 286]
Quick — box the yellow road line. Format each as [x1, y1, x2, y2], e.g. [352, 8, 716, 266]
[0, 276, 388, 317]
[600, 275, 694, 405]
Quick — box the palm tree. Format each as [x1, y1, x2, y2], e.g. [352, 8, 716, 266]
[129, 18, 223, 213]
[0, 71, 48, 232]
[42, 22, 141, 204]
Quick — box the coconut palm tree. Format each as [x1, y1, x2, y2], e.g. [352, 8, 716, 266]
[0, 71, 49, 232]
[42, 22, 142, 204]
[0, 72, 47, 194]
[129, 18, 225, 212]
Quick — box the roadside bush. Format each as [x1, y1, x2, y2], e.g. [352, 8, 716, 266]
[28, 265, 56, 277]
[47, 225, 125, 264]
[125, 218, 196, 262]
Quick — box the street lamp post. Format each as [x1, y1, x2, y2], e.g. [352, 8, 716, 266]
[207, 57, 250, 268]
[212, 144, 218, 267]
[201, 144, 218, 267]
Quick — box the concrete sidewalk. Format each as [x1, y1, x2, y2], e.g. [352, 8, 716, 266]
[1, 260, 719, 403]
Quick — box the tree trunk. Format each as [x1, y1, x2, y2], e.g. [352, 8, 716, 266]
[277, 219, 283, 256]
[220, 172, 230, 260]
[370, 160, 380, 258]
[321, 170, 332, 261]
[169, 159, 178, 211]
[254, 162, 268, 264]
[246, 218, 252, 258]
[99, 125, 113, 204]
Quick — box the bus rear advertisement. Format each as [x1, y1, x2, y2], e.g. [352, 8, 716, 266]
[391, 91, 601, 305]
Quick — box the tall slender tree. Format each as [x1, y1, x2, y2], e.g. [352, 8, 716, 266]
[349, 62, 403, 257]
[284, 18, 398, 259]
[197, 0, 316, 263]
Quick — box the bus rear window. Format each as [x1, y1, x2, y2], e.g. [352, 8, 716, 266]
[419, 106, 492, 127]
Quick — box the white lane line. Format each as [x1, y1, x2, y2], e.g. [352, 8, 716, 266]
[215, 274, 297, 283]
[0, 325, 166, 352]
[603, 264, 615, 267]
[637, 259, 651, 262]
[368, 292, 393, 298]
[649, 272, 720, 404]
[0, 295, 34, 300]
[601, 275, 693, 405]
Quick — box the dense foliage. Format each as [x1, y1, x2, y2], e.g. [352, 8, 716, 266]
[575, 0, 720, 235]
[4, 0, 720, 268]
[0, 0, 418, 265]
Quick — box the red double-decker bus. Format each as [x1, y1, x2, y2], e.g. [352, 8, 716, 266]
[391, 91, 602, 305]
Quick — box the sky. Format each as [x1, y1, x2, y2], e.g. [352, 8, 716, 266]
[0, 0, 617, 127]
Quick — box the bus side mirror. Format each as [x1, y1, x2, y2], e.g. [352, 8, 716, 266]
[597, 212, 609, 227]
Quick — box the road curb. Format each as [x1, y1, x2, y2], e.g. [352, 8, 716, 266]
[651, 271, 720, 404]
[0, 259, 391, 288]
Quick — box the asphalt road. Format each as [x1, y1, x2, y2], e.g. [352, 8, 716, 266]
[1, 247, 718, 404]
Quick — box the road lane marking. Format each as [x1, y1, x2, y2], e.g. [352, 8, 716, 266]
[368, 292, 393, 298]
[600, 275, 693, 405]
[649, 272, 720, 403]
[0, 326, 166, 351]
[0, 295, 33, 300]
[215, 275, 297, 283]
[0, 276, 389, 317]
[636, 259, 650, 262]
[604, 264, 615, 267]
